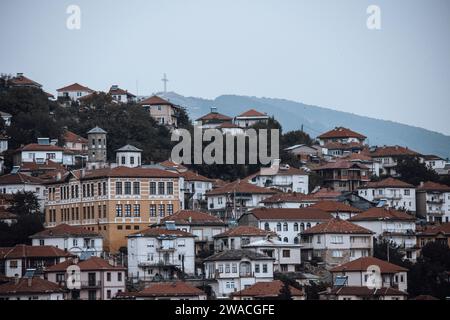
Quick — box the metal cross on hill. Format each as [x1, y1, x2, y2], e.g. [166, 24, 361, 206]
[161, 73, 169, 93]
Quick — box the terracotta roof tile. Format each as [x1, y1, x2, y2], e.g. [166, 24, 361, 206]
[46, 257, 125, 272]
[129, 227, 195, 238]
[417, 181, 450, 192]
[322, 286, 407, 297]
[0, 172, 44, 185]
[363, 177, 414, 189]
[0, 277, 65, 295]
[196, 112, 232, 122]
[57, 83, 94, 92]
[30, 224, 102, 239]
[161, 210, 225, 226]
[349, 207, 415, 222]
[125, 282, 205, 297]
[213, 226, 275, 238]
[231, 280, 304, 298]
[2, 245, 74, 259]
[180, 170, 214, 182]
[302, 218, 373, 235]
[236, 109, 268, 117]
[309, 201, 362, 213]
[139, 95, 177, 106]
[330, 256, 408, 273]
[261, 192, 318, 204]
[418, 223, 450, 236]
[318, 127, 366, 140]
[369, 145, 420, 157]
[15, 143, 66, 152]
[248, 208, 333, 221]
[63, 130, 88, 144]
[10, 75, 42, 87]
[314, 160, 369, 170]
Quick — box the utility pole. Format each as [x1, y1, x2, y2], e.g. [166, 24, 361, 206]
[161, 73, 169, 93]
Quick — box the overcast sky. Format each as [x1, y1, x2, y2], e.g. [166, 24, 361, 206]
[1, 0, 449, 135]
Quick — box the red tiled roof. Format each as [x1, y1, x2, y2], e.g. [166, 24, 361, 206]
[369, 145, 420, 157]
[125, 282, 205, 297]
[302, 218, 373, 235]
[314, 160, 369, 170]
[139, 95, 177, 106]
[231, 280, 304, 298]
[46, 257, 125, 272]
[318, 127, 366, 140]
[411, 295, 439, 300]
[16, 143, 65, 152]
[57, 83, 94, 92]
[323, 142, 364, 150]
[309, 201, 362, 213]
[129, 227, 195, 238]
[10, 75, 42, 87]
[418, 223, 450, 236]
[196, 112, 232, 122]
[362, 177, 414, 189]
[342, 153, 373, 161]
[322, 286, 407, 297]
[349, 207, 415, 222]
[0, 277, 65, 295]
[214, 226, 275, 238]
[261, 192, 318, 204]
[109, 87, 135, 97]
[248, 208, 333, 221]
[206, 180, 277, 196]
[0, 172, 44, 185]
[2, 245, 74, 259]
[417, 181, 450, 192]
[236, 109, 268, 118]
[64, 130, 88, 144]
[30, 224, 102, 239]
[180, 170, 214, 182]
[159, 160, 187, 171]
[20, 160, 66, 173]
[161, 210, 225, 226]
[330, 256, 408, 273]
[311, 188, 342, 200]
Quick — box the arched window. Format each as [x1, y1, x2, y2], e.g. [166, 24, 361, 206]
[264, 222, 270, 231]
[294, 223, 299, 232]
[283, 222, 288, 231]
[277, 223, 282, 232]
[306, 222, 311, 229]
[300, 223, 305, 232]
[283, 237, 288, 243]
[294, 237, 299, 244]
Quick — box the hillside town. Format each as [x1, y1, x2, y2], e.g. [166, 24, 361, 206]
[0, 73, 449, 301]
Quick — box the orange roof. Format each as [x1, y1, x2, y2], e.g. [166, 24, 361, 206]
[249, 208, 333, 221]
[159, 160, 187, 171]
[214, 226, 275, 238]
[0, 172, 44, 185]
[2, 244, 74, 259]
[311, 188, 342, 200]
[10, 74, 42, 87]
[30, 224, 102, 238]
[81, 167, 179, 180]
[63, 130, 88, 144]
[417, 181, 450, 192]
[302, 218, 373, 235]
[206, 180, 277, 196]
[46, 257, 125, 272]
[57, 83, 94, 92]
[139, 95, 178, 107]
[330, 256, 408, 273]
[161, 210, 225, 226]
[363, 177, 414, 189]
[0, 277, 65, 295]
[129, 227, 195, 238]
[418, 223, 450, 236]
[261, 192, 318, 204]
[322, 286, 407, 297]
[231, 280, 304, 298]
[109, 86, 135, 97]
[318, 127, 366, 140]
[236, 109, 268, 117]
[180, 170, 214, 182]
[309, 201, 362, 213]
[16, 143, 65, 152]
[369, 145, 420, 157]
[349, 207, 415, 222]
[125, 282, 205, 297]
[196, 112, 232, 122]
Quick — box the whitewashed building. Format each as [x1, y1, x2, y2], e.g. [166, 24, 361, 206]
[234, 109, 269, 128]
[260, 192, 319, 209]
[213, 226, 276, 252]
[416, 181, 450, 223]
[117, 282, 207, 300]
[0, 172, 46, 211]
[108, 85, 136, 103]
[180, 171, 214, 210]
[57, 83, 94, 101]
[115, 145, 142, 168]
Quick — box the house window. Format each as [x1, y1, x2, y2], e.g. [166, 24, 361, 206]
[219, 264, 224, 273]
[255, 264, 260, 273]
[133, 204, 140, 217]
[262, 264, 268, 273]
[404, 189, 410, 196]
[283, 223, 288, 231]
[294, 223, 298, 231]
[158, 182, 165, 194]
[331, 236, 343, 244]
[225, 264, 230, 273]
[116, 182, 122, 195]
[116, 204, 123, 217]
[124, 182, 132, 195]
[107, 273, 111, 281]
[294, 237, 299, 244]
[306, 223, 311, 229]
[232, 263, 237, 273]
[332, 250, 343, 258]
[277, 223, 281, 231]
[39, 240, 44, 246]
[264, 223, 270, 231]
[150, 205, 156, 217]
[10, 260, 18, 269]
[282, 250, 290, 258]
[150, 182, 156, 195]
[166, 182, 173, 195]
[159, 204, 165, 217]
[124, 204, 131, 217]
[133, 182, 140, 195]
[130, 156, 134, 165]
[106, 290, 111, 299]
[167, 204, 173, 215]
[283, 237, 288, 243]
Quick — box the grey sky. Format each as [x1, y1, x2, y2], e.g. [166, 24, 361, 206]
[1, 0, 449, 135]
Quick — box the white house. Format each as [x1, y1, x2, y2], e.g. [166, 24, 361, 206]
[319, 286, 408, 300]
[0, 172, 46, 211]
[246, 159, 309, 194]
[357, 177, 416, 213]
[416, 181, 450, 223]
[238, 207, 333, 244]
[206, 180, 277, 221]
[203, 249, 275, 299]
[423, 155, 447, 172]
[213, 226, 276, 252]
[0, 277, 66, 300]
[217, 122, 245, 135]
[316, 127, 367, 157]
[180, 171, 214, 210]
[45, 256, 126, 300]
[300, 218, 374, 267]
[242, 237, 302, 273]
[234, 109, 269, 128]
[13, 138, 74, 166]
[195, 107, 233, 129]
[127, 227, 196, 282]
[30, 224, 103, 258]
[117, 282, 207, 300]
[108, 85, 136, 103]
[348, 207, 417, 261]
[115, 144, 142, 168]
[260, 192, 319, 209]
[231, 280, 305, 300]
[308, 201, 362, 220]
[329, 256, 408, 293]
[57, 83, 94, 101]
[367, 145, 421, 176]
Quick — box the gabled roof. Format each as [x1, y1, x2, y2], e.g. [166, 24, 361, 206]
[309, 201, 362, 213]
[213, 226, 275, 238]
[115, 144, 142, 152]
[417, 223, 450, 236]
[330, 256, 408, 273]
[0, 277, 65, 295]
[1, 244, 74, 259]
[348, 207, 415, 222]
[317, 127, 366, 140]
[63, 130, 88, 144]
[311, 188, 342, 200]
[0, 172, 44, 186]
[314, 160, 369, 170]
[160, 210, 225, 226]
[417, 181, 450, 192]
[108, 86, 135, 97]
[323, 142, 364, 150]
[57, 167, 179, 182]
[159, 160, 187, 171]
[261, 192, 318, 204]
[206, 180, 277, 196]
[362, 177, 414, 189]
[122, 282, 205, 297]
[15, 143, 65, 152]
[87, 126, 107, 134]
[321, 286, 407, 297]
[45, 257, 125, 272]
[302, 218, 373, 235]
[139, 95, 178, 107]
[180, 170, 214, 182]
[248, 208, 333, 221]
[128, 227, 195, 238]
[10, 74, 42, 88]
[57, 83, 94, 92]
[30, 224, 102, 239]
[368, 145, 420, 157]
[236, 109, 268, 118]
[231, 280, 304, 298]
[204, 249, 274, 262]
[196, 112, 232, 122]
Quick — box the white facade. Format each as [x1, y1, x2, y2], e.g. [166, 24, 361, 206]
[358, 187, 416, 212]
[0, 291, 65, 300]
[19, 150, 64, 164]
[116, 151, 141, 168]
[256, 219, 324, 244]
[31, 236, 103, 258]
[184, 179, 213, 202]
[207, 193, 273, 212]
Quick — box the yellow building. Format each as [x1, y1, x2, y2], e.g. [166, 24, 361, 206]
[44, 167, 183, 253]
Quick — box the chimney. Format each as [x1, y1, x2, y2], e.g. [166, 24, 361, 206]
[27, 277, 32, 287]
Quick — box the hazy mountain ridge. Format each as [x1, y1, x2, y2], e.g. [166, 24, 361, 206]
[160, 92, 450, 159]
